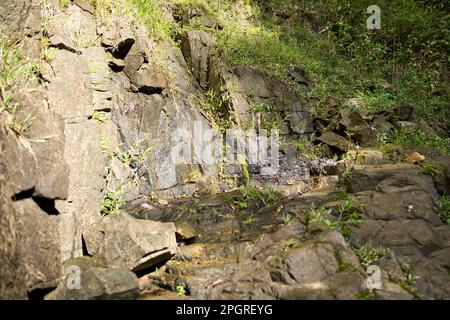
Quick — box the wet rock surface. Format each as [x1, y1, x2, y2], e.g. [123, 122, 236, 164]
[131, 154, 450, 300]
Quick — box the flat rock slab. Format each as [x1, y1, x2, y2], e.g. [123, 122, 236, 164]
[83, 214, 177, 272]
[46, 257, 139, 300]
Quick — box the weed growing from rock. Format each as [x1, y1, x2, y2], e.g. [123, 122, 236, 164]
[438, 196, 450, 225]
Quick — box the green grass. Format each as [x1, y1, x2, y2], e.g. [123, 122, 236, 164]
[401, 262, 419, 285]
[59, 0, 71, 9]
[283, 238, 300, 252]
[197, 88, 231, 133]
[100, 140, 152, 216]
[377, 128, 450, 156]
[176, 284, 186, 296]
[207, 0, 448, 152]
[127, 0, 179, 41]
[420, 160, 444, 176]
[248, 102, 287, 131]
[231, 185, 280, 210]
[291, 134, 327, 159]
[92, 110, 110, 123]
[0, 37, 39, 133]
[100, 186, 127, 216]
[355, 244, 389, 269]
[438, 196, 450, 225]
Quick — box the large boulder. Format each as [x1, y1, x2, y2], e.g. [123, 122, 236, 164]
[0, 198, 62, 299]
[46, 257, 139, 300]
[317, 131, 352, 152]
[83, 214, 178, 272]
[123, 39, 168, 94]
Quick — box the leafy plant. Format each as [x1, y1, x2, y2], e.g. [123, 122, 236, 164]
[232, 185, 280, 210]
[355, 244, 389, 269]
[100, 137, 111, 153]
[420, 160, 444, 176]
[401, 262, 419, 285]
[100, 185, 128, 216]
[100, 139, 152, 216]
[242, 214, 255, 225]
[59, 0, 71, 9]
[333, 186, 348, 201]
[92, 110, 110, 123]
[197, 88, 231, 134]
[282, 211, 292, 224]
[337, 199, 363, 225]
[438, 196, 450, 225]
[283, 238, 299, 252]
[176, 284, 186, 296]
[339, 170, 352, 184]
[0, 37, 39, 133]
[291, 134, 326, 159]
[308, 203, 335, 230]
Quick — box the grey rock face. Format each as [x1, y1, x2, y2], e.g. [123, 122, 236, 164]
[0, 0, 68, 299]
[83, 214, 177, 272]
[347, 164, 450, 299]
[180, 30, 216, 89]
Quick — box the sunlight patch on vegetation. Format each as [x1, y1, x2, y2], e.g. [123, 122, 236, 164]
[0, 37, 40, 134]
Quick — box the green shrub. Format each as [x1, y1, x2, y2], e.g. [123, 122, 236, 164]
[0, 37, 39, 133]
[231, 185, 280, 209]
[420, 160, 444, 176]
[355, 244, 389, 268]
[59, 0, 71, 9]
[214, 0, 448, 148]
[438, 196, 450, 225]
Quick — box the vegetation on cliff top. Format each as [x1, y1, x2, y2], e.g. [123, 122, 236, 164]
[31, 0, 450, 155]
[168, 0, 449, 153]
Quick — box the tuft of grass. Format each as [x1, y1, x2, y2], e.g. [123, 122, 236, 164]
[100, 185, 127, 216]
[282, 211, 293, 224]
[401, 262, 419, 286]
[197, 88, 232, 133]
[291, 134, 327, 159]
[355, 244, 389, 269]
[59, 0, 71, 9]
[283, 238, 300, 252]
[420, 160, 444, 176]
[0, 37, 39, 134]
[92, 110, 110, 123]
[378, 128, 450, 156]
[231, 185, 279, 210]
[175, 284, 186, 296]
[100, 140, 152, 216]
[248, 102, 287, 131]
